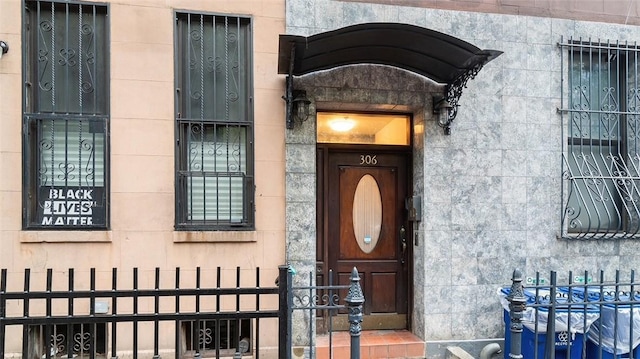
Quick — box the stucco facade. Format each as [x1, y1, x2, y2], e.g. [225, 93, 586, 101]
[0, 0, 285, 356]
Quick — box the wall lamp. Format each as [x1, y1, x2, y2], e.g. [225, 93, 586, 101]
[433, 95, 454, 135]
[284, 89, 311, 129]
[0, 41, 8, 59]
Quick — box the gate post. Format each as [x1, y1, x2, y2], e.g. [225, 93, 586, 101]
[507, 269, 526, 359]
[278, 265, 292, 359]
[345, 267, 364, 359]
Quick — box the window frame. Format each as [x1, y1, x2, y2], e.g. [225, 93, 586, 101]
[22, 0, 111, 230]
[173, 10, 255, 231]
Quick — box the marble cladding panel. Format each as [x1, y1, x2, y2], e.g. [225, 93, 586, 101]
[448, 11, 479, 42]
[423, 313, 453, 340]
[502, 68, 529, 97]
[285, 144, 316, 173]
[450, 230, 478, 258]
[424, 175, 452, 204]
[501, 203, 524, 231]
[422, 229, 452, 259]
[449, 149, 476, 177]
[526, 151, 557, 177]
[286, 173, 315, 203]
[474, 13, 505, 43]
[313, 0, 344, 30]
[525, 16, 553, 44]
[423, 9, 453, 35]
[451, 259, 479, 287]
[524, 69, 552, 98]
[451, 202, 477, 232]
[343, 2, 378, 25]
[573, 22, 636, 43]
[502, 150, 528, 177]
[501, 41, 529, 70]
[475, 176, 502, 204]
[525, 97, 554, 124]
[467, 95, 503, 125]
[476, 149, 503, 177]
[527, 43, 554, 71]
[423, 285, 453, 314]
[449, 126, 477, 149]
[478, 256, 526, 285]
[501, 96, 528, 124]
[450, 313, 479, 339]
[285, 202, 315, 234]
[397, 5, 427, 27]
[424, 202, 452, 232]
[286, 230, 316, 262]
[286, 0, 315, 31]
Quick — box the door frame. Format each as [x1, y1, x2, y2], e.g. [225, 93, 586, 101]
[316, 143, 414, 330]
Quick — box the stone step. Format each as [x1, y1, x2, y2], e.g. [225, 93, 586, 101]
[315, 330, 425, 359]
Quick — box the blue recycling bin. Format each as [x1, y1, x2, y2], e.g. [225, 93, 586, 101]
[501, 287, 598, 359]
[566, 288, 640, 359]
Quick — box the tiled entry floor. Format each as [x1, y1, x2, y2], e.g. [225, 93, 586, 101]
[315, 330, 425, 359]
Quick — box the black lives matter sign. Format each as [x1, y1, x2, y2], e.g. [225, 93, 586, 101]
[38, 187, 105, 226]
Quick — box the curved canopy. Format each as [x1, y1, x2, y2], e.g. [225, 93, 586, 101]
[277, 22, 502, 84]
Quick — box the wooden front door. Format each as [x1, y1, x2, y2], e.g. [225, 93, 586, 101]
[317, 147, 410, 330]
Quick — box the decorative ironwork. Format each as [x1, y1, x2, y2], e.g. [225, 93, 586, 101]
[24, 1, 109, 229]
[34, 323, 106, 358]
[560, 38, 640, 239]
[440, 62, 486, 135]
[175, 13, 254, 229]
[183, 319, 251, 355]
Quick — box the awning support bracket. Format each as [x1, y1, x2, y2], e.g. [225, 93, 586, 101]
[442, 62, 486, 135]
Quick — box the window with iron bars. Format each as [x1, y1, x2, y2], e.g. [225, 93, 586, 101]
[23, 0, 109, 229]
[29, 323, 107, 358]
[174, 12, 255, 230]
[181, 319, 251, 357]
[561, 38, 640, 238]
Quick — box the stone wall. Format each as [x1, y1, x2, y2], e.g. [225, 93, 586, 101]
[284, 0, 640, 357]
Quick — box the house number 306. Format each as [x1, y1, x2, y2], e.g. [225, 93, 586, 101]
[360, 155, 377, 165]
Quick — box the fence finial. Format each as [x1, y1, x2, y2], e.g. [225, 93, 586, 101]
[345, 267, 364, 359]
[507, 269, 526, 359]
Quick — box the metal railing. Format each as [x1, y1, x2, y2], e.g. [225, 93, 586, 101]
[282, 267, 364, 359]
[506, 269, 640, 359]
[0, 265, 365, 359]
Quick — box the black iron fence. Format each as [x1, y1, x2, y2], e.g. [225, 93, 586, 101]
[506, 269, 640, 359]
[0, 265, 364, 359]
[283, 267, 364, 359]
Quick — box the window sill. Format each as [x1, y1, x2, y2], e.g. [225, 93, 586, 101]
[173, 231, 257, 243]
[20, 231, 112, 243]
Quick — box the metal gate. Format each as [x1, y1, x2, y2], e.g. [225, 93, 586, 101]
[278, 265, 365, 359]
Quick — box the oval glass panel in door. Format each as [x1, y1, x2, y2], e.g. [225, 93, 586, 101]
[352, 174, 382, 254]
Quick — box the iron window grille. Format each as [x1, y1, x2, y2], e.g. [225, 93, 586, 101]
[29, 323, 107, 358]
[23, 0, 109, 229]
[182, 319, 251, 357]
[560, 38, 640, 238]
[174, 12, 255, 230]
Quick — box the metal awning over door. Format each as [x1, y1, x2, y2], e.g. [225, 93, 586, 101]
[277, 23, 502, 132]
[278, 22, 501, 84]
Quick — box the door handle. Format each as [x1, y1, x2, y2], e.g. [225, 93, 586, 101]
[399, 225, 407, 264]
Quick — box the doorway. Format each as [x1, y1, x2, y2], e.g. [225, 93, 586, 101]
[316, 112, 412, 331]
